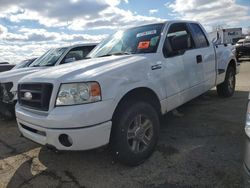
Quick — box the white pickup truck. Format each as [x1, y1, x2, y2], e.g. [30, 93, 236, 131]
[16, 21, 239, 166]
[0, 43, 96, 119]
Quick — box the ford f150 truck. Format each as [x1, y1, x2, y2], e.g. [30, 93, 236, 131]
[0, 43, 96, 119]
[16, 21, 239, 166]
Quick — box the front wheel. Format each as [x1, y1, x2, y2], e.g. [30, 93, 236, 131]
[217, 66, 236, 97]
[111, 101, 159, 166]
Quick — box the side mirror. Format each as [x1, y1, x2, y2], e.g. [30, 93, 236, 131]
[171, 35, 189, 51]
[166, 35, 189, 57]
[64, 57, 76, 64]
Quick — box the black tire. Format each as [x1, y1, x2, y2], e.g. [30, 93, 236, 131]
[111, 101, 159, 166]
[217, 66, 236, 97]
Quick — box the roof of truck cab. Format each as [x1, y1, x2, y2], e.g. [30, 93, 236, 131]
[67, 43, 98, 48]
[130, 20, 201, 29]
[56, 43, 98, 50]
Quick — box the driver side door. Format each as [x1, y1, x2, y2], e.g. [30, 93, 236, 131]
[162, 23, 190, 111]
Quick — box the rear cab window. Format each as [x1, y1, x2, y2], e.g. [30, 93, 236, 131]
[188, 23, 209, 48]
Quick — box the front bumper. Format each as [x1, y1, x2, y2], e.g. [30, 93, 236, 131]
[16, 99, 115, 129]
[17, 117, 112, 151]
[16, 100, 114, 150]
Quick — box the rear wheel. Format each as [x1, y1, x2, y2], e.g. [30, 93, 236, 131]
[217, 66, 236, 97]
[111, 101, 159, 166]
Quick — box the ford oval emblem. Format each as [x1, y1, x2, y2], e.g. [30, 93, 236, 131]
[24, 92, 32, 100]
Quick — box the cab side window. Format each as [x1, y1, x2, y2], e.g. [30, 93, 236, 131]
[189, 23, 209, 48]
[163, 23, 195, 57]
[61, 46, 95, 64]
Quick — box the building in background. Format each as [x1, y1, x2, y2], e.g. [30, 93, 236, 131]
[209, 28, 243, 44]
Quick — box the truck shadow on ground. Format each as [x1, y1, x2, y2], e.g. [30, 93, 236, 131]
[0, 120, 39, 160]
[7, 90, 249, 188]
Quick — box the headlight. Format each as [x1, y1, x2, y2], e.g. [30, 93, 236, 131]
[56, 82, 101, 106]
[245, 100, 250, 138]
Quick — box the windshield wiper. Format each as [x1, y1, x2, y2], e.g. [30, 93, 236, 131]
[97, 52, 132, 58]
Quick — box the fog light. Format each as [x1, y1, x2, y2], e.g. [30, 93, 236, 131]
[59, 134, 73, 147]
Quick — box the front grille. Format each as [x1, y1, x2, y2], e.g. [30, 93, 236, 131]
[18, 83, 53, 111]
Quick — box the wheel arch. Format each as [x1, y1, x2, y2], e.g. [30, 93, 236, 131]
[227, 59, 236, 72]
[112, 87, 162, 121]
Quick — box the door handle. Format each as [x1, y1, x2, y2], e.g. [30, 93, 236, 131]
[196, 55, 203, 64]
[151, 61, 162, 70]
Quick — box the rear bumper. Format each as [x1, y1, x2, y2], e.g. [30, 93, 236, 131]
[17, 118, 112, 151]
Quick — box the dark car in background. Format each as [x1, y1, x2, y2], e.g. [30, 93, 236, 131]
[0, 62, 15, 73]
[12, 58, 37, 69]
[236, 37, 250, 59]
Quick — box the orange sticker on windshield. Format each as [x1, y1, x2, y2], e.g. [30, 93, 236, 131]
[138, 41, 150, 49]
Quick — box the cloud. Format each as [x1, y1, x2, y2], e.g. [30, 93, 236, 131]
[0, 24, 8, 35]
[0, 39, 101, 64]
[68, 7, 164, 31]
[0, 0, 164, 63]
[0, 27, 108, 42]
[0, 0, 108, 20]
[0, 28, 107, 63]
[149, 9, 158, 15]
[0, 0, 159, 30]
[0, 42, 62, 64]
[168, 0, 250, 31]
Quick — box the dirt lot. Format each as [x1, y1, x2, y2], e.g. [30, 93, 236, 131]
[0, 59, 250, 188]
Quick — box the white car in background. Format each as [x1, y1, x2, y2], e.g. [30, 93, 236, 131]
[0, 43, 97, 119]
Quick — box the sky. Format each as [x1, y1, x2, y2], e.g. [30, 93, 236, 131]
[0, 0, 249, 64]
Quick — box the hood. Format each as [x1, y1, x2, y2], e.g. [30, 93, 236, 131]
[0, 67, 46, 83]
[20, 55, 148, 83]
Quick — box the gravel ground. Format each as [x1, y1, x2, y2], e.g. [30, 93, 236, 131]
[0, 58, 250, 188]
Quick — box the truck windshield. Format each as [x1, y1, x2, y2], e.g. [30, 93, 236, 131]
[30, 47, 68, 67]
[87, 23, 164, 58]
